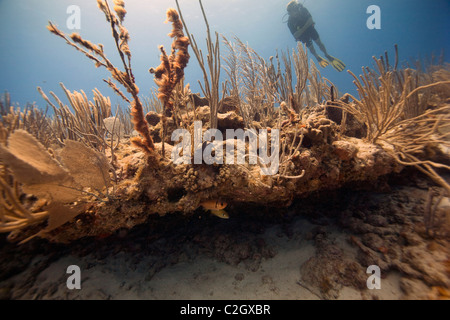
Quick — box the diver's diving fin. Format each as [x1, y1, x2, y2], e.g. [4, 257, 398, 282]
[317, 56, 329, 68]
[327, 56, 346, 72]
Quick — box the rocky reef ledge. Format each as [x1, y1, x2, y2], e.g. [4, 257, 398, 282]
[36, 104, 408, 243]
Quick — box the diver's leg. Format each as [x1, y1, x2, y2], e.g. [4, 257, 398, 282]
[314, 37, 332, 60]
[310, 28, 345, 71]
[305, 40, 329, 68]
[314, 37, 346, 72]
[305, 41, 320, 61]
[310, 28, 333, 60]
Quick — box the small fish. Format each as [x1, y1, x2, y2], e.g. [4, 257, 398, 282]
[200, 199, 227, 210]
[200, 200, 229, 219]
[209, 209, 229, 219]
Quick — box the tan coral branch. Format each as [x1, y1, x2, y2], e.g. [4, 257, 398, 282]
[150, 8, 190, 118]
[47, 0, 156, 156]
[0, 175, 49, 233]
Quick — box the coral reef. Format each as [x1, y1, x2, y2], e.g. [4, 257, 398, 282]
[337, 50, 450, 192]
[0, 0, 448, 256]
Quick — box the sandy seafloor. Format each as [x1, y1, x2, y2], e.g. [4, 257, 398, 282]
[0, 171, 449, 300]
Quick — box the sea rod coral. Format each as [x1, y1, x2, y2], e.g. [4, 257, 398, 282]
[149, 8, 190, 155]
[47, 0, 155, 156]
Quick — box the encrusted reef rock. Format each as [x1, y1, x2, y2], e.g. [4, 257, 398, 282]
[25, 103, 407, 243]
[299, 231, 367, 299]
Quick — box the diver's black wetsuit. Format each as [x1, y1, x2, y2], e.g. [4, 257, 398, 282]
[286, 1, 346, 72]
[287, 5, 318, 46]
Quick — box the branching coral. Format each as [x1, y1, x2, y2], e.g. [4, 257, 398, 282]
[149, 8, 190, 155]
[380, 105, 450, 193]
[277, 128, 306, 181]
[1, 92, 54, 147]
[222, 36, 277, 128]
[176, 0, 222, 129]
[38, 84, 112, 151]
[338, 49, 450, 192]
[149, 8, 190, 117]
[47, 0, 155, 156]
[222, 39, 331, 128]
[339, 52, 450, 144]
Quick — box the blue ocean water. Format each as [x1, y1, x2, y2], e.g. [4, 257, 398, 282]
[0, 0, 448, 108]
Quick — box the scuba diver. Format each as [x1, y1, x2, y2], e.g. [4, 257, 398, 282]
[286, 0, 345, 72]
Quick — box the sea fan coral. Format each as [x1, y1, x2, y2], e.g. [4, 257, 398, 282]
[0, 130, 111, 240]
